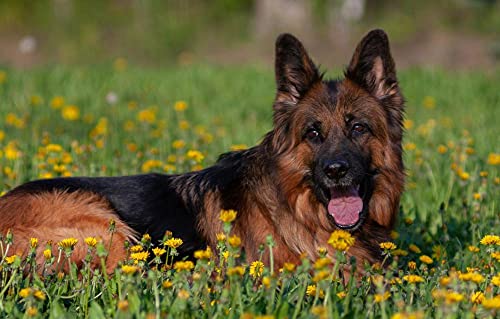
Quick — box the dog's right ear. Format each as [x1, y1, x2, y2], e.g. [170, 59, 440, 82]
[274, 34, 321, 109]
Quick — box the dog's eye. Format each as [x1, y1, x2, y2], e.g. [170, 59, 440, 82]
[352, 124, 366, 135]
[305, 129, 320, 141]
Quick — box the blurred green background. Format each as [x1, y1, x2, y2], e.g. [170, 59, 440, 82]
[0, 0, 499, 70]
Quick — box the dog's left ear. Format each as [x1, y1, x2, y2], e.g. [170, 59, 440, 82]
[274, 33, 321, 108]
[346, 29, 401, 103]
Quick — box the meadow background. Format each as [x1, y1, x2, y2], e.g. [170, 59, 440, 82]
[0, 1, 499, 318]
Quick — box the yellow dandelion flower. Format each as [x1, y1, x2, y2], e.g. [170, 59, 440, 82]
[194, 247, 212, 260]
[283, 262, 296, 272]
[152, 247, 166, 257]
[480, 171, 488, 177]
[391, 312, 424, 319]
[19, 288, 32, 298]
[408, 261, 417, 270]
[374, 291, 391, 303]
[4, 143, 22, 160]
[162, 280, 173, 289]
[121, 265, 139, 275]
[403, 119, 414, 130]
[50, 96, 65, 109]
[471, 291, 485, 304]
[487, 153, 500, 165]
[419, 255, 433, 264]
[312, 270, 330, 282]
[459, 171, 470, 181]
[227, 266, 245, 277]
[228, 234, 241, 248]
[314, 257, 331, 270]
[216, 232, 226, 242]
[306, 285, 325, 298]
[220, 209, 237, 223]
[177, 289, 190, 300]
[458, 272, 484, 283]
[84, 237, 98, 247]
[482, 296, 500, 309]
[465, 146, 474, 155]
[468, 245, 480, 253]
[58, 237, 78, 249]
[113, 57, 127, 71]
[423, 96, 435, 109]
[480, 235, 500, 246]
[230, 144, 248, 151]
[444, 291, 464, 304]
[328, 230, 355, 252]
[26, 307, 38, 317]
[316, 246, 327, 255]
[403, 142, 417, 151]
[130, 251, 149, 262]
[43, 248, 52, 259]
[172, 139, 185, 149]
[392, 249, 408, 256]
[33, 289, 45, 301]
[117, 300, 129, 311]
[491, 252, 500, 261]
[491, 274, 500, 287]
[123, 120, 135, 131]
[5, 255, 19, 265]
[0, 70, 6, 84]
[403, 274, 424, 284]
[178, 120, 190, 130]
[249, 260, 265, 278]
[473, 192, 482, 200]
[61, 105, 80, 121]
[440, 276, 452, 286]
[437, 145, 448, 154]
[30, 95, 43, 106]
[141, 159, 163, 173]
[45, 144, 63, 153]
[337, 291, 347, 299]
[129, 245, 143, 253]
[174, 101, 188, 112]
[186, 150, 204, 163]
[173, 260, 194, 272]
[310, 305, 326, 316]
[379, 242, 397, 250]
[408, 244, 421, 254]
[164, 238, 183, 249]
[29, 237, 38, 248]
[390, 230, 399, 240]
[262, 276, 271, 288]
[137, 109, 156, 124]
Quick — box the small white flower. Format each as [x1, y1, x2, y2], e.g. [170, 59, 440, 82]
[106, 91, 118, 105]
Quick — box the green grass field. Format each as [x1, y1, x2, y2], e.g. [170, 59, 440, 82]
[0, 64, 499, 318]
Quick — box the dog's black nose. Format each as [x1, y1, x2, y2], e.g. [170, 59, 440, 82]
[324, 160, 350, 180]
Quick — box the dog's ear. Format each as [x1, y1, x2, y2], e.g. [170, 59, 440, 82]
[274, 34, 321, 108]
[346, 29, 401, 103]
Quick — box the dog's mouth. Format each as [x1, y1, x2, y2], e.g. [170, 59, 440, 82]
[319, 179, 370, 231]
[327, 184, 363, 229]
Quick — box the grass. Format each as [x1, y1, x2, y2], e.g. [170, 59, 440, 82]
[0, 63, 499, 318]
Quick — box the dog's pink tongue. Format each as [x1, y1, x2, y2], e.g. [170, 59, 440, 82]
[327, 186, 363, 227]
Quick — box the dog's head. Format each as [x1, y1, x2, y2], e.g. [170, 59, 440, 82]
[269, 30, 405, 232]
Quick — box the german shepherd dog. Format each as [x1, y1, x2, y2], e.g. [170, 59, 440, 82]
[0, 30, 404, 273]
